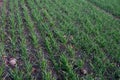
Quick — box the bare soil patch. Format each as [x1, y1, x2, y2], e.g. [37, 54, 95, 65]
[0, 0, 3, 7]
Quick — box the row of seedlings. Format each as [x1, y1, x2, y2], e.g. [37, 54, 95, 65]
[20, 0, 54, 79]
[24, 0, 57, 79]
[55, 0, 119, 79]
[53, 1, 107, 79]
[0, 0, 7, 79]
[27, 0, 79, 79]
[40, 0, 110, 79]
[9, 0, 33, 79]
[36, 0, 85, 78]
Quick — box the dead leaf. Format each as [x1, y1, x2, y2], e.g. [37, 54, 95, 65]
[32, 67, 37, 73]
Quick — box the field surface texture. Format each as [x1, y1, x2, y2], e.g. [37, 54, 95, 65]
[0, 0, 120, 80]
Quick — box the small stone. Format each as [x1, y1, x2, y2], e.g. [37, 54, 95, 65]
[9, 58, 17, 66]
[81, 68, 87, 75]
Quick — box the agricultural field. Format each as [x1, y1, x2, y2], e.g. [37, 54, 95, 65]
[0, 0, 120, 80]
[88, 0, 120, 18]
